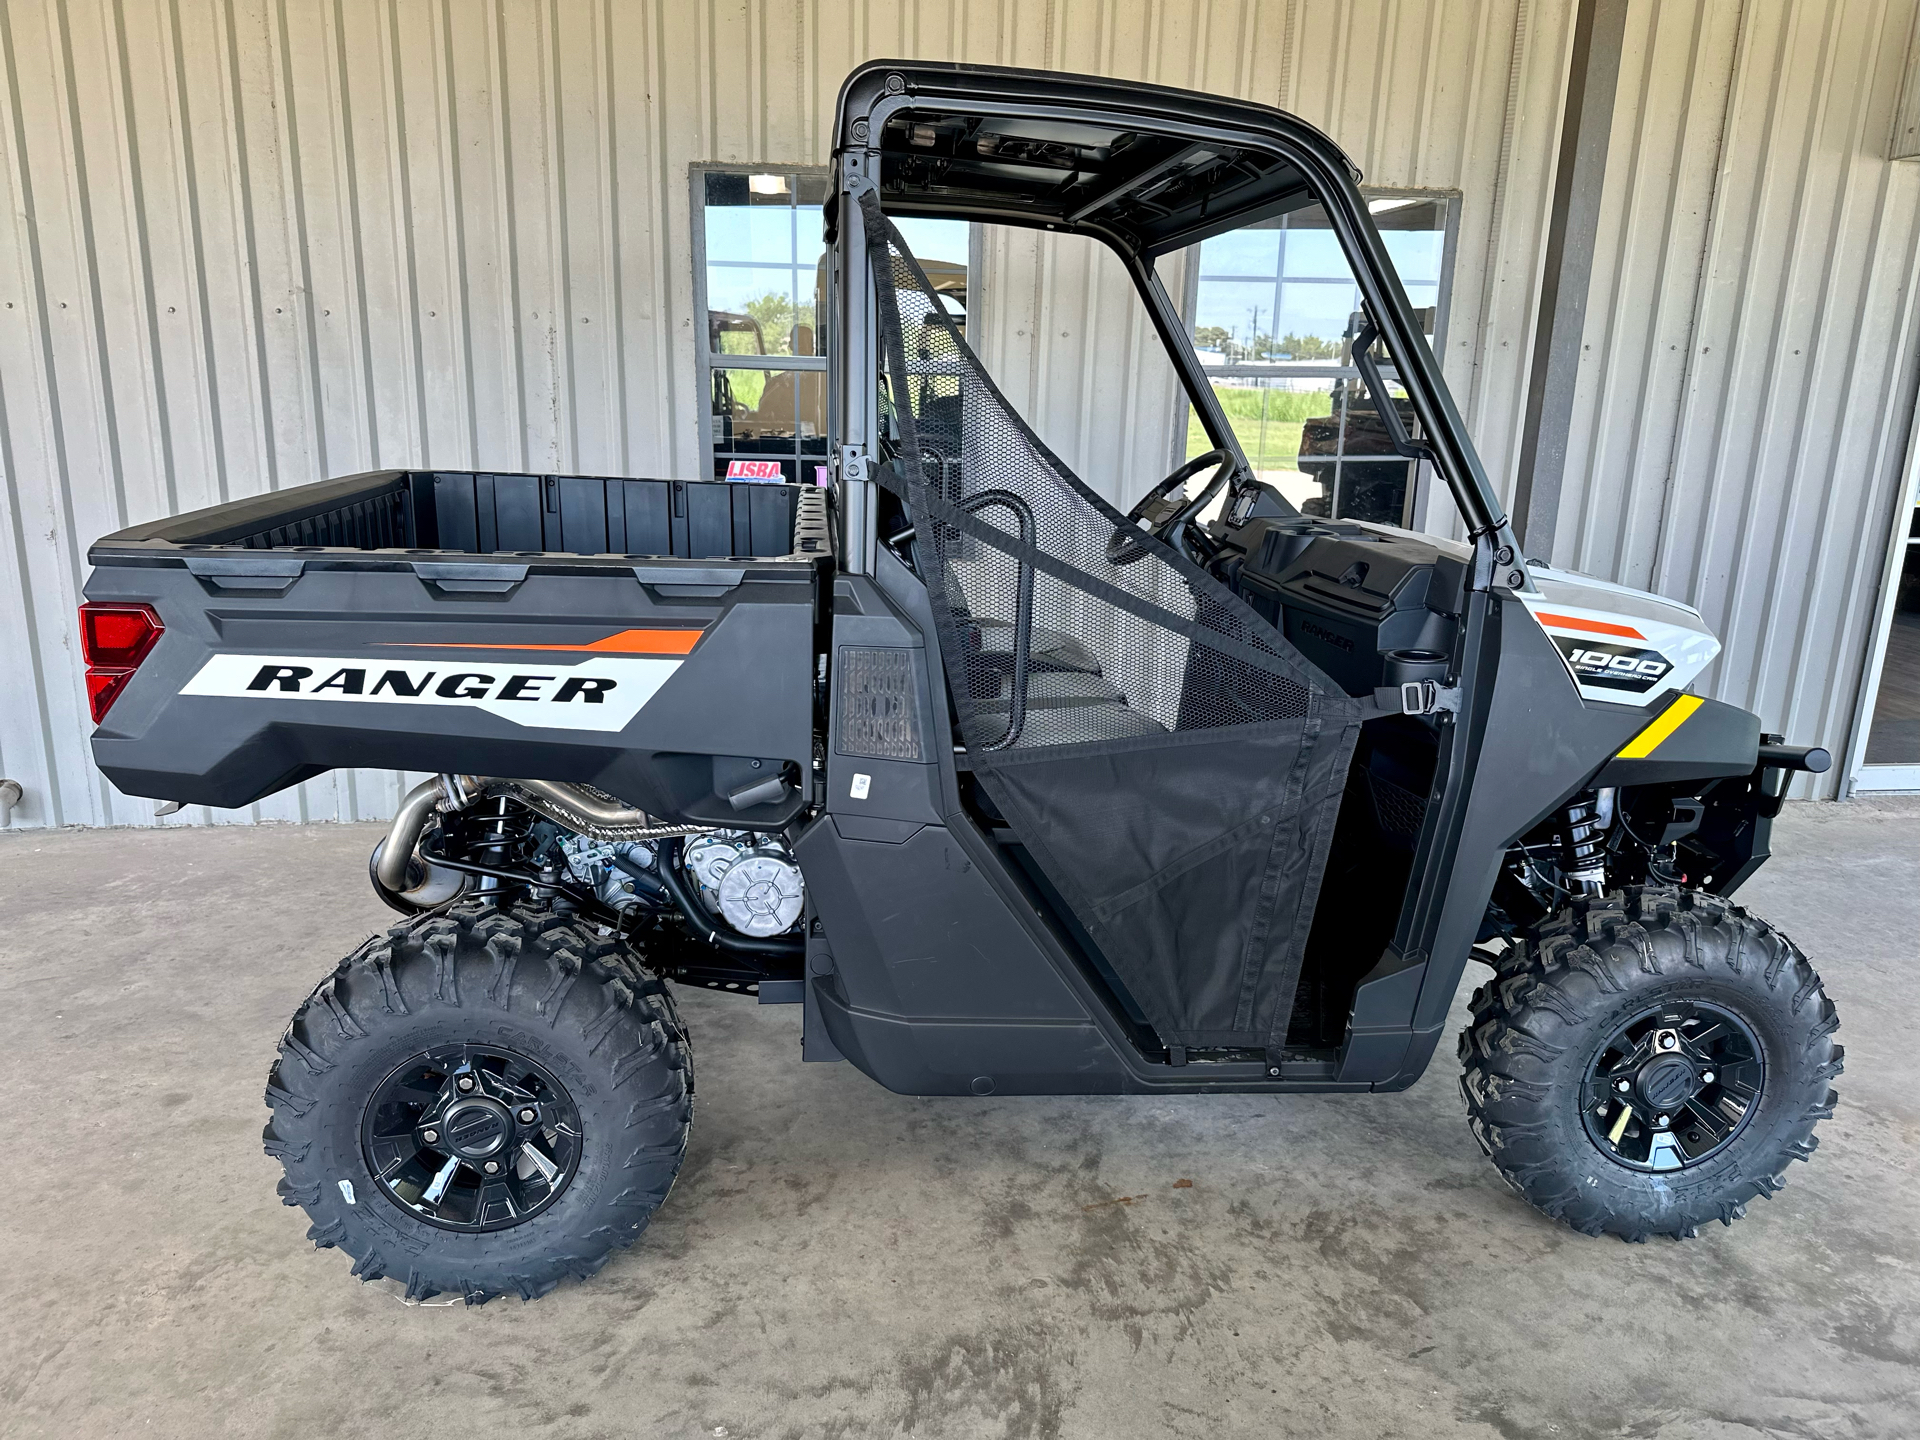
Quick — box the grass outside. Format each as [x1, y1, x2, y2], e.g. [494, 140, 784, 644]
[725, 377, 1333, 477]
[721, 369, 769, 411]
[1185, 384, 1333, 473]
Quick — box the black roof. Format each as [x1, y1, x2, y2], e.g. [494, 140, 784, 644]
[835, 61, 1363, 257]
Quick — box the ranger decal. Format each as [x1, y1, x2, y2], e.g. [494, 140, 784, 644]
[179, 652, 681, 733]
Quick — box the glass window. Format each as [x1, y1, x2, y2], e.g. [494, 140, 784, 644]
[695, 169, 968, 484]
[697, 170, 828, 485]
[1181, 193, 1455, 527]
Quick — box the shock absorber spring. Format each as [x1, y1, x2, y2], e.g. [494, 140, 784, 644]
[466, 796, 537, 894]
[1561, 788, 1615, 897]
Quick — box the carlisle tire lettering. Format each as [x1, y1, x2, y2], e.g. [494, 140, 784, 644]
[182, 653, 680, 733]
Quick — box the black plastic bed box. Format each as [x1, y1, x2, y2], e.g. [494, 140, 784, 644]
[96, 469, 808, 560]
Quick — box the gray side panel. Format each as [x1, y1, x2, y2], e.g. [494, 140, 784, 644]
[795, 817, 1089, 1021]
[809, 993, 1123, 1097]
[794, 814, 1125, 1096]
[84, 560, 815, 817]
[823, 572, 945, 825]
[1350, 596, 1648, 1087]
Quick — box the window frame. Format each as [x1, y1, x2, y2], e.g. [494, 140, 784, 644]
[1175, 187, 1462, 528]
[691, 164, 833, 486]
[1850, 500, 1920, 788]
[692, 165, 982, 486]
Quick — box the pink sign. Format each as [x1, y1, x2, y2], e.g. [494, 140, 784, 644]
[725, 459, 785, 481]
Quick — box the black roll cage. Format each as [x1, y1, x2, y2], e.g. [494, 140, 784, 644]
[822, 62, 1547, 1090]
[826, 60, 1527, 588]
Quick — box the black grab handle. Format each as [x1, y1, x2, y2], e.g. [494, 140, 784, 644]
[960, 489, 1036, 753]
[1757, 743, 1831, 774]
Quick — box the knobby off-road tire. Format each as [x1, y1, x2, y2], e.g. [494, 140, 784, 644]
[1460, 887, 1841, 1241]
[263, 901, 692, 1302]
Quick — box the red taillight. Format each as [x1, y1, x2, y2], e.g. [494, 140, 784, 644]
[79, 602, 164, 723]
[81, 602, 164, 668]
[86, 669, 136, 723]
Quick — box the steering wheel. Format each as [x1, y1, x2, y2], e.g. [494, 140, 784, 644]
[1106, 448, 1239, 566]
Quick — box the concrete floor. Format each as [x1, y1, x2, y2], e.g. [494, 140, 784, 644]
[1, 801, 1917, 1440]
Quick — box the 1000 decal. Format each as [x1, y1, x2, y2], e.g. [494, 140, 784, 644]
[1551, 638, 1672, 694]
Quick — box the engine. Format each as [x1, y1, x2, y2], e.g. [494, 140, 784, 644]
[684, 831, 807, 936]
[559, 828, 805, 939]
[556, 834, 659, 913]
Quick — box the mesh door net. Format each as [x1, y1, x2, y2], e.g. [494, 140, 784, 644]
[863, 195, 1365, 1050]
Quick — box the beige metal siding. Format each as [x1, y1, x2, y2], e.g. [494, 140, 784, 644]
[974, 230, 1193, 501]
[1560, 0, 1920, 797]
[0, 0, 1905, 825]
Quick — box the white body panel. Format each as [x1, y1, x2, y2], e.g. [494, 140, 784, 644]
[1521, 569, 1721, 708]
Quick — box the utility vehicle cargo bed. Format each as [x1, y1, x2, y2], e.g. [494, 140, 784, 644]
[99, 467, 819, 561]
[84, 470, 831, 817]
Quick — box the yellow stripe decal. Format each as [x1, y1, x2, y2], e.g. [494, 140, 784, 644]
[1617, 694, 1704, 759]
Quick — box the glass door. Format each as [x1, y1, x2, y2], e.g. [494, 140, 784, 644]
[1857, 496, 1920, 787]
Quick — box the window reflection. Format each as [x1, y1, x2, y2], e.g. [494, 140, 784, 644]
[1184, 194, 1452, 527]
[697, 169, 966, 484]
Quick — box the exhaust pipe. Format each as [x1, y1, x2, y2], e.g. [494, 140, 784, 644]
[375, 774, 711, 899]
[373, 778, 467, 901]
[493, 778, 712, 841]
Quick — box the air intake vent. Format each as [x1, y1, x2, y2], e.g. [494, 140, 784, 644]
[836, 647, 925, 762]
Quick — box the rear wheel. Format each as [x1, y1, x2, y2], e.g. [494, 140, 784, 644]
[263, 901, 692, 1301]
[1459, 887, 1840, 1241]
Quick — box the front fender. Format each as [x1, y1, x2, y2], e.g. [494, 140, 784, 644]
[1593, 695, 1760, 788]
[1340, 595, 1646, 1088]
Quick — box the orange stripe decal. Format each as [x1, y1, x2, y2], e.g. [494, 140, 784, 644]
[379, 627, 704, 656]
[1533, 611, 1645, 641]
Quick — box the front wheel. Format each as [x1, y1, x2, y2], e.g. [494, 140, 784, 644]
[263, 902, 692, 1302]
[1459, 887, 1841, 1241]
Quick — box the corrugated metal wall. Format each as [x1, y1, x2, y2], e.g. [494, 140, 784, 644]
[0, 0, 1907, 826]
[974, 230, 1192, 497]
[1560, 0, 1920, 797]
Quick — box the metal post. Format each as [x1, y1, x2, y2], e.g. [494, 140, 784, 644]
[834, 152, 880, 574]
[1511, 0, 1631, 561]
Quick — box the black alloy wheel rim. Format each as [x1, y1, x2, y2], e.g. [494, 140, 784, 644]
[361, 1045, 583, 1231]
[1580, 1000, 1765, 1172]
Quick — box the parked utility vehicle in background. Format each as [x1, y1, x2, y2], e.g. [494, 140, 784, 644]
[82, 63, 1841, 1303]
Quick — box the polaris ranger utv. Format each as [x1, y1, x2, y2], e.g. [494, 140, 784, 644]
[81, 62, 1840, 1303]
